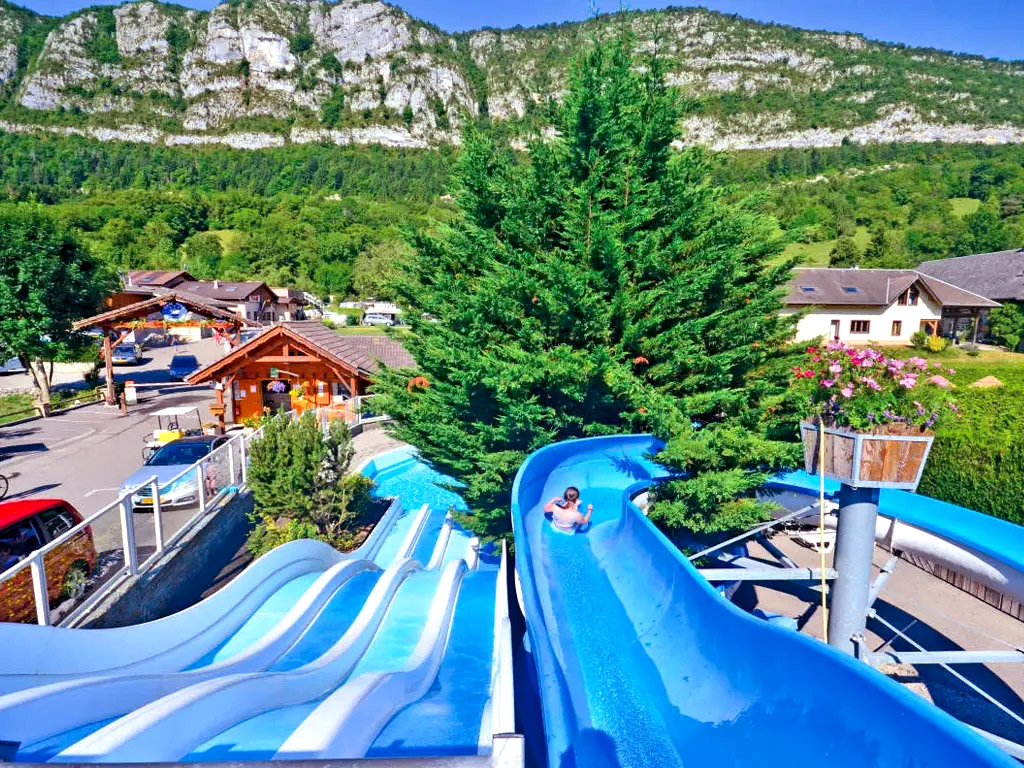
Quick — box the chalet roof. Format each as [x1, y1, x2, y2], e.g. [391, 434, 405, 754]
[125, 270, 194, 288]
[271, 287, 308, 303]
[72, 289, 254, 330]
[187, 321, 414, 384]
[916, 249, 1024, 302]
[175, 280, 272, 303]
[786, 268, 998, 309]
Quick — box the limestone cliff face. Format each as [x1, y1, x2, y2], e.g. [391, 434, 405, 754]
[1, 1, 1022, 151]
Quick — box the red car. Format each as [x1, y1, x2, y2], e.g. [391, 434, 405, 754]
[0, 499, 98, 624]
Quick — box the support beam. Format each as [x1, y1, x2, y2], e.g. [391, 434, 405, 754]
[699, 568, 836, 582]
[756, 534, 800, 569]
[868, 650, 1024, 666]
[254, 355, 321, 364]
[867, 550, 901, 607]
[102, 328, 115, 406]
[828, 484, 881, 656]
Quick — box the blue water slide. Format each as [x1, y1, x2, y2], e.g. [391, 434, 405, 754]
[511, 434, 1016, 768]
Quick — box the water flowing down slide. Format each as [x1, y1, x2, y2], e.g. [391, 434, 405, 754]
[511, 434, 1016, 768]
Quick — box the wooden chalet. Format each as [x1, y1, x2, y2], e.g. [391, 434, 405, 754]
[187, 321, 414, 427]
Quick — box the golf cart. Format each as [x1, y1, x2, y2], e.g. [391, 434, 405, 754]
[141, 405, 204, 461]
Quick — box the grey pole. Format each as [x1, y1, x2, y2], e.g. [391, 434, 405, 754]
[827, 483, 880, 656]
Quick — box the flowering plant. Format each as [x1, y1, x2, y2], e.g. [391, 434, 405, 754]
[790, 342, 959, 431]
[267, 380, 288, 393]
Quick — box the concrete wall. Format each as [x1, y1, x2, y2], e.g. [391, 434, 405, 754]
[784, 293, 942, 344]
[82, 492, 253, 628]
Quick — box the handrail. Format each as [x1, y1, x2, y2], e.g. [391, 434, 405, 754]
[488, 540, 515, 739]
[0, 401, 392, 628]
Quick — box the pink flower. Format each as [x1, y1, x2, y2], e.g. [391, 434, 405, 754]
[822, 378, 836, 388]
[908, 356, 928, 370]
[947, 368, 956, 375]
[889, 359, 906, 371]
[929, 375, 952, 389]
[899, 374, 918, 389]
[859, 376, 882, 391]
[840, 385, 854, 398]
[829, 362, 843, 374]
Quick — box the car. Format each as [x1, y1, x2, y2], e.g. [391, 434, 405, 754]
[168, 354, 200, 382]
[0, 499, 97, 624]
[111, 344, 140, 365]
[361, 313, 395, 327]
[119, 435, 230, 510]
[0, 357, 25, 375]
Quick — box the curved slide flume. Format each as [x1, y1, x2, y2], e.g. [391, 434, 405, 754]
[0, 557, 379, 749]
[511, 434, 1016, 768]
[50, 557, 425, 763]
[0, 497, 405, 694]
[274, 558, 469, 760]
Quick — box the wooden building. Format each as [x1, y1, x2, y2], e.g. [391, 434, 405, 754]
[187, 321, 414, 425]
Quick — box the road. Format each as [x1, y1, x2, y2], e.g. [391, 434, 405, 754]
[0, 338, 225, 559]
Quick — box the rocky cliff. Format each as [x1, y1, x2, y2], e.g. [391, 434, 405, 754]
[0, 0, 1021, 151]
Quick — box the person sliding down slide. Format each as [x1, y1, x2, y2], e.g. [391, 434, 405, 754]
[543, 486, 593, 534]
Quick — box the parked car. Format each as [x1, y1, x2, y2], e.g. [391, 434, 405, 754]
[168, 354, 200, 382]
[119, 435, 230, 510]
[0, 499, 97, 624]
[111, 344, 140, 365]
[362, 313, 395, 327]
[0, 357, 25, 375]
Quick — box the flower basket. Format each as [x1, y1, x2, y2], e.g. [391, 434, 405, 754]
[800, 420, 934, 491]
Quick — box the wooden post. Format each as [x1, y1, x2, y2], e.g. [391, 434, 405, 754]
[215, 381, 226, 431]
[102, 327, 116, 406]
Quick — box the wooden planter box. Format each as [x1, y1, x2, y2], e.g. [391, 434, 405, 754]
[800, 421, 934, 491]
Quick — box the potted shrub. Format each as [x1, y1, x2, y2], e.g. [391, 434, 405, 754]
[791, 342, 959, 490]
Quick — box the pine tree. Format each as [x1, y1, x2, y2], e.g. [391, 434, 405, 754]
[828, 235, 862, 267]
[372, 31, 800, 540]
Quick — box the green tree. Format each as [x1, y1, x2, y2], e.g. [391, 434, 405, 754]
[964, 205, 1011, 254]
[0, 205, 112, 409]
[828, 235, 861, 267]
[372, 31, 799, 540]
[352, 239, 410, 300]
[180, 232, 223, 279]
[246, 412, 375, 555]
[988, 303, 1024, 351]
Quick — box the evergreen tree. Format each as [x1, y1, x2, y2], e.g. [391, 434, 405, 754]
[828, 235, 861, 267]
[372, 31, 800, 540]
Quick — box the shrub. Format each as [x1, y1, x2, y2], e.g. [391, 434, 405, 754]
[909, 330, 929, 350]
[245, 412, 379, 556]
[926, 335, 948, 353]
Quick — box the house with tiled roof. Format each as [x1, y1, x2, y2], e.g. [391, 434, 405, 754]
[783, 268, 998, 344]
[187, 321, 413, 425]
[916, 248, 1024, 303]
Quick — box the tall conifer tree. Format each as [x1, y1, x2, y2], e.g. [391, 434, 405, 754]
[373, 30, 800, 539]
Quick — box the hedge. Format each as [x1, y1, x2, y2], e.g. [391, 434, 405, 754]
[917, 365, 1024, 526]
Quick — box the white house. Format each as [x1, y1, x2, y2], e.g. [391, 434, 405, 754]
[783, 268, 998, 345]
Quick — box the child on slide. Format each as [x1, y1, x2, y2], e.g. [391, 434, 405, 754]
[543, 486, 593, 534]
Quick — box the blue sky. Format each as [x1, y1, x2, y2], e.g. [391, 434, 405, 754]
[18, 0, 1024, 62]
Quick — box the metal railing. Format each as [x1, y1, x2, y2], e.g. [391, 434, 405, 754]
[0, 396, 386, 627]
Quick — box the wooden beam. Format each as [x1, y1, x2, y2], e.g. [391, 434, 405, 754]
[254, 355, 321, 363]
[102, 329, 115, 406]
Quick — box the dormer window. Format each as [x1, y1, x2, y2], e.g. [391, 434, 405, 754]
[897, 287, 919, 306]
[842, 286, 859, 294]
[800, 286, 817, 293]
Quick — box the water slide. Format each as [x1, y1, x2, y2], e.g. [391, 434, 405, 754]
[511, 434, 1017, 768]
[0, 452, 505, 763]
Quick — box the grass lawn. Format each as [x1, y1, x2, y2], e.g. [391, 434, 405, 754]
[948, 197, 981, 217]
[781, 226, 870, 267]
[0, 390, 87, 425]
[208, 229, 246, 253]
[905, 345, 1024, 387]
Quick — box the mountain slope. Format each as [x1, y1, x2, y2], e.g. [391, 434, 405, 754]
[0, 0, 1021, 151]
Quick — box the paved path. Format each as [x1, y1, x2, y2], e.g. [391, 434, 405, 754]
[0, 338, 224, 555]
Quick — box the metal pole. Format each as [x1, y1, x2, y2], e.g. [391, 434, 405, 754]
[119, 498, 139, 576]
[151, 478, 164, 555]
[228, 442, 237, 485]
[240, 435, 248, 485]
[827, 483, 880, 656]
[29, 551, 51, 626]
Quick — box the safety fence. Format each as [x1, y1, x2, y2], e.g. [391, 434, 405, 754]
[0, 396, 383, 627]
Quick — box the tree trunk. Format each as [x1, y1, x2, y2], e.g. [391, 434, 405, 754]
[22, 355, 52, 417]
